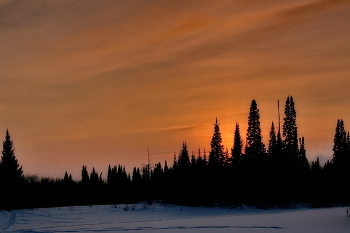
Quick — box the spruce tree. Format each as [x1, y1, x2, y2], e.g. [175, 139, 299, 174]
[222, 148, 229, 166]
[191, 151, 196, 167]
[107, 164, 112, 185]
[231, 123, 243, 166]
[152, 162, 163, 183]
[64, 171, 69, 183]
[63, 171, 73, 184]
[164, 160, 169, 173]
[177, 141, 190, 169]
[245, 100, 265, 165]
[283, 96, 299, 163]
[268, 121, 277, 157]
[81, 165, 89, 184]
[311, 157, 322, 173]
[90, 167, 99, 184]
[332, 119, 347, 169]
[132, 167, 142, 183]
[0, 129, 23, 187]
[209, 118, 225, 168]
[298, 137, 309, 170]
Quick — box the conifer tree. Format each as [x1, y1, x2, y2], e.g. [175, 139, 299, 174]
[178, 141, 190, 169]
[164, 160, 169, 173]
[311, 157, 322, 173]
[117, 165, 128, 183]
[191, 151, 196, 167]
[209, 118, 225, 167]
[223, 148, 230, 165]
[63, 171, 73, 184]
[283, 96, 299, 162]
[231, 123, 243, 166]
[332, 119, 347, 168]
[203, 149, 208, 165]
[152, 162, 163, 183]
[268, 122, 277, 157]
[81, 165, 89, 184]
[132, 167, 142, 183]
[107, 164, 112, 185]
[245, 100, 265, 165]
[90, 167, 99, 184]
[64, 171, 69, 183]
[172, 152, 177, 170]
[0, 129, 23, 187]
[298, 137, 309, 170]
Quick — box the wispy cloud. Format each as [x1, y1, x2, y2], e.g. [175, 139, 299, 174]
[154, 125, 202, 132]
[0, 0, 349, 177]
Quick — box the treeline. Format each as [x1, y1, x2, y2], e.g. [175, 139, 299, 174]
[1, 96, 350, 210]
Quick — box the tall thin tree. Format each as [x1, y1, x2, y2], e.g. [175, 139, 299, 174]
[268, 121, 277, 157]
[245, 100, 265, 165]
[231, 122, 243, 166]
[283, 96, 299, 162]
[209, 118, 225, 167]
[332, 119, 347, 167]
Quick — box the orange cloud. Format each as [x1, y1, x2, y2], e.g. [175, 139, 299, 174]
[0, 0, 349, 178]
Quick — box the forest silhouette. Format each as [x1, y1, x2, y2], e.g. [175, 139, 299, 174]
[0, 96, 349, 210]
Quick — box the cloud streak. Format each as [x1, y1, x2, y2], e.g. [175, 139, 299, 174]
[0, 0, 349, 178]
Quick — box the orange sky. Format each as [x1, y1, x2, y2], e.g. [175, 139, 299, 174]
[0, 0, 349, 179]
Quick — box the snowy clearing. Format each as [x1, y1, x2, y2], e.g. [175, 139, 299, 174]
[0, 203, 349, 232]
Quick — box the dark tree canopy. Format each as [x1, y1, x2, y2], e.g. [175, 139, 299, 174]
[298, 137, 309, 171]
[3, 96, 350, 210]
[90, 167, 99, 184]
[332, 119, 350, 175]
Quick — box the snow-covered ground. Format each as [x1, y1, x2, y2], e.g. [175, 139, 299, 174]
[0, 202, 349, 232]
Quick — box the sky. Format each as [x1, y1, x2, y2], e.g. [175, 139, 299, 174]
[0, 0, 349, 179]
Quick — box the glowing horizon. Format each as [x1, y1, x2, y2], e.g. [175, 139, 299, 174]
[0, 0, 349, 179]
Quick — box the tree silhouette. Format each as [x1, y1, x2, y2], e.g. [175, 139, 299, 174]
[331, 119, 350, 183]
[298, 137, 309, 171]
[268, 122, 277, 157]
[63, 171, 73, 184]
[177, 141, 190, 169]
[132, 167, 142, 183]
[0, 129, 23, 187]
[81, 165, 89, 184]
[209, 118, 225, 168]
[3, 96, 350, 209]
[245, 100, 265, 167]
[283, 96, 299, 163]
[90, 167, 99, 184]
[231, 123, 243, 166]
[332, 119, 347, 166]
[311, 157, 322, 174]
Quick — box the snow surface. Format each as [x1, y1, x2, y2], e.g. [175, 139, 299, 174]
[0, 203, 349, 232]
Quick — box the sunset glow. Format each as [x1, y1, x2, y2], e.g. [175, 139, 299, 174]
[0, 0, 349, 179]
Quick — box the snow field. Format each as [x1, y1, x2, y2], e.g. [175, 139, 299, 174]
[0, 203, 349, 232]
